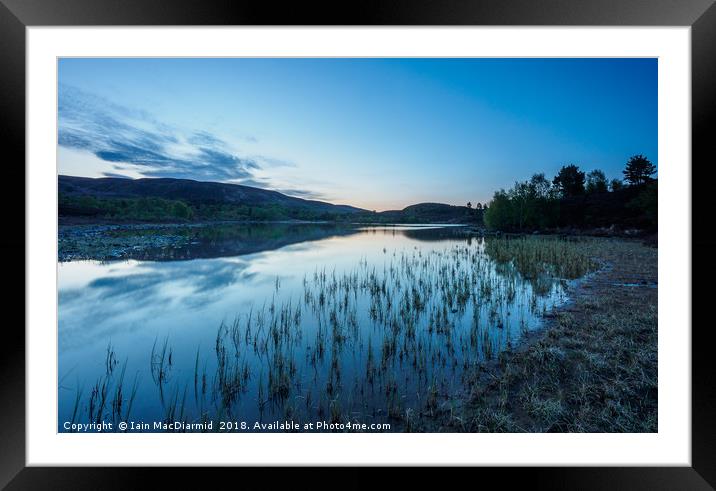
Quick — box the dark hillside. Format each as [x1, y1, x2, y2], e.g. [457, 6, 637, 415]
[359, 202, 479, 224]
[58, 175, 479, 224]
[58, 175, 368, 222]
[59, 175, 364, 214]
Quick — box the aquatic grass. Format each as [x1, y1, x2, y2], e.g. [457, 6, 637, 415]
[69, 386, 83, 426]
[110, 359, 128, 421]
[485, 236, 598, 280]
[88, 376, 109, 424]
[105, 342, 118, 376]
[123, 374, 140, 427]
[433, 238, 657, 433]
[65, 234, 600, 432]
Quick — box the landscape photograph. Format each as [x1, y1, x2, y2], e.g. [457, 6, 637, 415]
[57, 57, 658, 433]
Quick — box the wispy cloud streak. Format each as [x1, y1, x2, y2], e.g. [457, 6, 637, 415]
[58, 85, 260, 182]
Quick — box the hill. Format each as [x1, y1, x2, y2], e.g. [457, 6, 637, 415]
[60, 175, 363, 212]
[58, 175, 478, 224]
[363, 202, 477, 224]
[58, 175, 365, 222]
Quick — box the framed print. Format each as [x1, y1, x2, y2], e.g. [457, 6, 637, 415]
[2, 0, 715, 487]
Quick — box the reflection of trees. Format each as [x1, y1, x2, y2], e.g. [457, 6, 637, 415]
[400, 226, 473, 242]
[114, 223, 365, 261]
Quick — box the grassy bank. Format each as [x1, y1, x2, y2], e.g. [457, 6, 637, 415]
[425, 237, 657, 432]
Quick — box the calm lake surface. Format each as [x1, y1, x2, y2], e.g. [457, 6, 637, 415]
[58, 223, 572, 432]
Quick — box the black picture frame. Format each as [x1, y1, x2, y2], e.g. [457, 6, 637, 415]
[2, 0, 714, 487]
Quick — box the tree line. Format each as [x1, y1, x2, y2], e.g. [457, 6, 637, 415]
[57, 194, 355, 222]
[481, 154, 657, 232]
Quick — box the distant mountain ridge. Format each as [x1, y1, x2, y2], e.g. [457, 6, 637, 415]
[374, 202, 475, 224]
[58, 175, 477, 224]
[59, 175, 365, 215]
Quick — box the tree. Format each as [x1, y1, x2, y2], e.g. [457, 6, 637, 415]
[623, 154, 656, 185]
[586, 169, 608, 193]
[172, 201, 193, 220]
[610, 179, 624, 192]
[552, 164, 585, 198]
[526, 173, 559, 229]
[483, 190, 513, 230]
[509, 181, 531, 230]
[529, 173, 552, 199]
[483, 174, 559, 231]
[627, 180, 658, 227]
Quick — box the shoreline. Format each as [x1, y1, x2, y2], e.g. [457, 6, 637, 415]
[57, 221, 475, 262]
[57, 219, 655, 264]
[421, 236, 658, 432]
[59, 216, 654, 237]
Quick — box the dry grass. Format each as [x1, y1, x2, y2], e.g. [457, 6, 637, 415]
[425, 238, 657, 432]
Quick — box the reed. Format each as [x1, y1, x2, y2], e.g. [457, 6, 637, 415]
[66, 235, 595, 432]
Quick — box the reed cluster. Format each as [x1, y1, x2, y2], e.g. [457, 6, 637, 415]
[64, 236, 597, 431]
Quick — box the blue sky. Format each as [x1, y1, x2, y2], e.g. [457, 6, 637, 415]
[58, 58, 657, 211]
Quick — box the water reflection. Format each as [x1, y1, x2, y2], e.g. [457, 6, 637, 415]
[58, 223, 573, 432]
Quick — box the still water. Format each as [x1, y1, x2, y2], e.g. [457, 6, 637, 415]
[58, 223, 570, 432]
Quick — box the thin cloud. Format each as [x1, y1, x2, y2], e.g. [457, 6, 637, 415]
[236, 177, 326, 200]
[255, 155, 297, 168]
[101, 172, 133, 179]
[276, 188, 327, 200]
[236, 177, 271, 188]
[58, 85, 261, 183]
